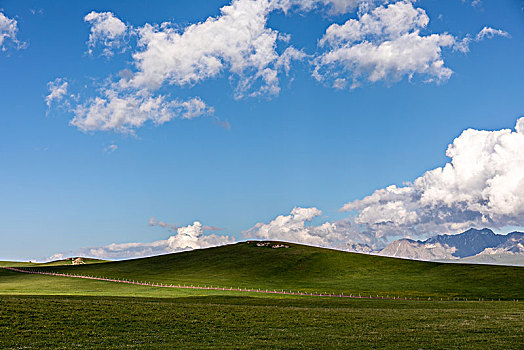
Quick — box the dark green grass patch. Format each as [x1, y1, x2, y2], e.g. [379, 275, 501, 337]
[0, 295, 522, 349]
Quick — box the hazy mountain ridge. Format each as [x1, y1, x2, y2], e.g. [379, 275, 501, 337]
[347, 228, 524, 266]
[344, 242, 375, 254]
[378, 239, 458, 261]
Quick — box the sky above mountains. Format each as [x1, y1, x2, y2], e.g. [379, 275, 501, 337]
[1, 0, 523, 260]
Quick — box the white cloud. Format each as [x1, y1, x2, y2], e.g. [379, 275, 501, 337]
[243, 207, 385, 248]
[104, 144, 118, 153]
[60, 221, 235, 260]
[53, 1, 309, 133]
[149, 217, 177, 232]
[127, 0, 304, 98]
[341, 117, 524, 240]
[463, 0, 482, 8]
[475, 26, 510, 41]
[274, 0, 390, 14]
[50, 0, 504, 133]
[0, 11, 24, 51]
[314, 1, 456, 86]
[454, 26, 510, 53]
[319, 1, 428, 46]
[45, 78, 69, 107]
[48, 253, 65, 261]
[166, 221, 224, 251]
[29, 9, 44, 16]
[70, 87, 213, 133]
[244, 207, 337, 246]
[84, 11, 129, 56]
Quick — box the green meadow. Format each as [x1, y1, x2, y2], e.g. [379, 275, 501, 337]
[1, 242, 523, 348]
[4, 242, 522, 300]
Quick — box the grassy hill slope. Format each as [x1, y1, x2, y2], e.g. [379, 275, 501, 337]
[0, 258, 107, 267]
[16, 241, 523, 299]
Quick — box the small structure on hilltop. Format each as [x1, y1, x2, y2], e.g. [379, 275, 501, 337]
[71, 257, 85, 265]
[271, 244, 289, 249]
[252, 241, 289, 249]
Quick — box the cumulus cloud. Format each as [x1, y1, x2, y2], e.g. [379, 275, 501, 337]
[475, 26, 510, 41]
[245, 118, 524, 248]
[69, 87, 213, 133]
[50, 115, 524, 257]
[244, 207, 337, 246]
[84, 11, 129, 56]
[45, 78, 69, 107]
[314, 1, 457, 86]
[243, 207, 385, 248]
[341, 118, 524, 240]
[127, 0, 305, 98]
[50, 1, 310, 133]
[454, 26, 510, 53]
[275, 0, 389, 14]
[49, 0, 504, 133]
[0, 11, 24, 51]
[60, 221, 235, 260]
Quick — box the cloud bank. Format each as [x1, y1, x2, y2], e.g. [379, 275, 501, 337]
[49, 117, 524, 259]
[244, 207, 338, 246]
[61, 221, 234, 260]
[48, 118, 524, 259]
[341, 117, 524, 240]
[244, 207, 385, 249]
[245, 118, 524, 248]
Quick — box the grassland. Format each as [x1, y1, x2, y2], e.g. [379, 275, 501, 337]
[0, 257, 106, 267]
[1, 241, 523, 348]
[1, 295, 523, 349]
[4, 241, 522, 300]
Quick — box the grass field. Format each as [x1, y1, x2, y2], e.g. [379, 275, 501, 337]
[4, 241, 523, 300]
[1, 295, 523, 349]
[1, 241, 523, 348]
[0, 257, 106, 267]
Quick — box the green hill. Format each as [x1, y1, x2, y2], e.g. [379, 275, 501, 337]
[1, 242, 523, 348]
[0, 257, 107, 267]
[37, 257, 108, 266]
[13, 241, 524, 300]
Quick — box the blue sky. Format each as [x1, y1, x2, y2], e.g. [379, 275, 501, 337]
[1, 0, 523, 261]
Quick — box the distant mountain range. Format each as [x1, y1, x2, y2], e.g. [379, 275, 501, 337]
[346, 228, 524, 266]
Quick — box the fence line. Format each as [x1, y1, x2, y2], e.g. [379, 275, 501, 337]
[1, 267, 516, 302]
